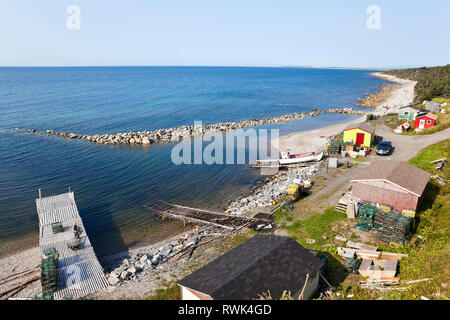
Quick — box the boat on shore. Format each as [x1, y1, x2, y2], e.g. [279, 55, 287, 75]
[250, 150, 324, 168]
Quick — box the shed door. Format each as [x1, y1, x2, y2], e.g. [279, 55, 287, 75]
[419, 119, 425, 129]
[356, 133, 365, 146]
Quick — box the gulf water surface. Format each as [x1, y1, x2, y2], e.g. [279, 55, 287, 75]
[0, 67, 387, 257]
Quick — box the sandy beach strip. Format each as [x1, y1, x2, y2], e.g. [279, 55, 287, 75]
[275, 73, 417, 153]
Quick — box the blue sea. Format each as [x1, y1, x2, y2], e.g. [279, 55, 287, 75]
[0, 66, 387, 257]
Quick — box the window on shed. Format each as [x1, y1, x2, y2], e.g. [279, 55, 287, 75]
[427, 120, 432, 124]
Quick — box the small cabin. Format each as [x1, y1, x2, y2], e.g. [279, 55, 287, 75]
[414, 112, 437, 130]
[424, 101, 441, 113]
[398, 106, 421, 121]
[177, 235, 324, 300]
[342, 122, 375, 148]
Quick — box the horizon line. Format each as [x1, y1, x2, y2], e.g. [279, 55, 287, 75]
[0, 64, 412, 70]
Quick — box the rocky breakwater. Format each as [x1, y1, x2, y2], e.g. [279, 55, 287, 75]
[26, 108, 364, 146]
[226, 162, 321, 216]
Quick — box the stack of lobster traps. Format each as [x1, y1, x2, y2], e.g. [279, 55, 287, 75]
[355, 203, 414, 244]
[40, 248, 59, 300]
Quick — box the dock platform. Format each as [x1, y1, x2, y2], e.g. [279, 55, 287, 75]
[36, 191, 108, 300]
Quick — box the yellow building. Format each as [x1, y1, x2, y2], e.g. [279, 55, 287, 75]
[342, 122, 375, 147]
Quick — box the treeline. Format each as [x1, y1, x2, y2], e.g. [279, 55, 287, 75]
[384, 64, 450, 103]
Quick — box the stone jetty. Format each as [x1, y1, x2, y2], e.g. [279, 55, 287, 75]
[26, 108, 364, 146]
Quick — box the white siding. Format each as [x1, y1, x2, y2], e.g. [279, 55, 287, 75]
[181, 286, 201, 300]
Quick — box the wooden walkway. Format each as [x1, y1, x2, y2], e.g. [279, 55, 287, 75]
[36, 191, 108, 300]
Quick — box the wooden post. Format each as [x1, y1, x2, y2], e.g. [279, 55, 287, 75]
[38, 188, 42, 199]
[298, 273, 310, 300]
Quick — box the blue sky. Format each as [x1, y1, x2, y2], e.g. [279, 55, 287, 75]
[0, 0, 448, 67]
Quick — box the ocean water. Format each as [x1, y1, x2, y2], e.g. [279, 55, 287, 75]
[0, 67, 387, 257]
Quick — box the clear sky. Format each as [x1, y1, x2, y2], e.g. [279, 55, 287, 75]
[0, 0, 448, 67]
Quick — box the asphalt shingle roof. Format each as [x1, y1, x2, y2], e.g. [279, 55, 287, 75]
[351, 161, 430, 196]
[177, 235, 324, 300]
[344, 122, 375, 133]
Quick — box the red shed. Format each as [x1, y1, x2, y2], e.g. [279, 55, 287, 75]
[350, 161, 430, 212]
[414, 112, 437, 130]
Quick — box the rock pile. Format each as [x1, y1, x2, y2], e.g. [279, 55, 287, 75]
[105, 230, 214, 286]
[357, 84, 400, 108]
[26, 108, 364, 146]
[226, 162, 321, 216]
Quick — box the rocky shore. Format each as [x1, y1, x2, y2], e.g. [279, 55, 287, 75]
[100, 226, 220, 288]
[225, 162, 321, 216]
[95, 161, 322, 298]
[356, 83, 401, 108]
[24, 108, 364, 146]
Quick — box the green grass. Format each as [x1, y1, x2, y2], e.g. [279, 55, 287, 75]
[144, 281, 181, 300]
[433, 97, 449, 104]
[273, 204, 292, 224]
[285, 207, 346, 251]
[409, 139, 449, 174]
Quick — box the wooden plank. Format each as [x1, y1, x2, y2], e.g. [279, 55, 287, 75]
[338, 247, 407, 260]
[380, 252, 408, 260]
[346, 240, 378, 252]
[360, 278, 400, 283]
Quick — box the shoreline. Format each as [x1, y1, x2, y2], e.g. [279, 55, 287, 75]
[0, 72, 416, 299]
[275, 73, 416, 152]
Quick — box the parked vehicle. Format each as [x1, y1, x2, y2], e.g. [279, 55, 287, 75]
[376, 141, 393, 156]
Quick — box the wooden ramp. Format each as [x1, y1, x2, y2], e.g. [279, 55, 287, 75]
[145, 201, 273, 231]
[36, 191, 108, 300]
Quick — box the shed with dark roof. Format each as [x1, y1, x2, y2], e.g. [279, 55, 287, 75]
[177, 235, 324, 300]
[350, 161, 430, 211]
